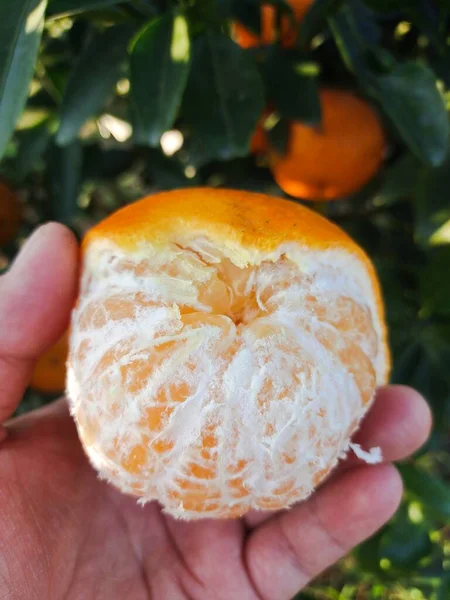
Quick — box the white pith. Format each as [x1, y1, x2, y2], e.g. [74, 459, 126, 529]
[67, 235, 388, 519]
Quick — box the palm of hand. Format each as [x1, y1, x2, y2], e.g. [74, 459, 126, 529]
[0, 225, 431, 600]
[3, 403, 255, 599]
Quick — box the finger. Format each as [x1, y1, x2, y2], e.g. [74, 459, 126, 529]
[244, 385, 430, 529]
[0, 224, 78, 423]
[245, 464, 402, 600]
[346, 385, 432, 466]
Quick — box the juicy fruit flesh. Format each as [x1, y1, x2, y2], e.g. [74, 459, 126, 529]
[69, 238, 380, 519]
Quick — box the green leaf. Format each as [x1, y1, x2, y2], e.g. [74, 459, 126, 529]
[264, 48, 321, 124]
[420, 247, 450, 317]
[146, 149, 199, 190]
[369, 62, 449, 168]
[400, 464, 450, 520]
[47, 0, 128, 18]
[356, 531, 384, 574]
[47, 139, 82, 223]
[380, 507, 433, 569]
[376, 153, 421, 205]
[266, 114, 290, 155]
[361, 0, 403, 10]
[0, 0, 47, 162]
[391, 323, 450, 420]
[328, 5, 369, 76]
[298, 0, 343, 48]
[56, 25, 133, 146]
[183, 31, 265, 164]
[414, 157, 450, 246]
[437, 574, 450, 600]
[330, 6, 449, 167]
[15, 116, 56, 180]
[130, 13, 191, 147]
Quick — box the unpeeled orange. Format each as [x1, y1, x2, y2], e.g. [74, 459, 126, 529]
[233, 0, 313, 49]
[270, 88, 386, 200]
[68, 188, 390, 519]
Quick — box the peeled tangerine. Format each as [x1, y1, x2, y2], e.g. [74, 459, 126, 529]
[67, 188, 390, 520]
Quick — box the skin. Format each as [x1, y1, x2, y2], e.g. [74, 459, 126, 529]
[0, 224, 432, 600]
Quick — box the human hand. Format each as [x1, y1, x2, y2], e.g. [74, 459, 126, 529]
[0, 224, 431, 600]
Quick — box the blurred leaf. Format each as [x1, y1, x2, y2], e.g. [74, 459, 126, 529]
[376, 154, 421, 205]
[131, 13, 191, 147]
[15, 116, 56, 180]
[430, 45, 450, 89]
[47, 0, 128, 18]
[369, 63, 449, 168]
[437, 574, 450, 600]
[146, 149, 198, 190]
[0, 0, 47, 162]
[380, 507, 433, 569]
[400, 464, 450, 520]
[330, 6, 449, 167]
[56, 25, 133, 146]
[361, 0, 405, 10]
[298, 0, 343, 48]
[131, 0, 158, 18]
[391, 323, 450, 423]
[266, 114, 290, 154]
[328, 4, 368, 75]
[420, 247, 450, 317]
[83, 144, 136, 179]
[264, 48, 321, 124]
[183, 31, 264, 164]
[47, 139, 82, 223]
[349, 0, 381, 45]
[414, 156, 450, 246]
[356, 531, 384, 574]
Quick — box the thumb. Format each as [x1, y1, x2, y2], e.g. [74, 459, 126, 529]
[0, 223, 79, 423]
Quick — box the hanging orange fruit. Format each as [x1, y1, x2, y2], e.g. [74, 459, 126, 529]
[234, 0, 314, 49]
[269, 88, 386, 200]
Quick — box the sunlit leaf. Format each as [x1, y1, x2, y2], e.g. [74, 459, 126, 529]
[264, 48, 321, 124]
[56, 25, 134, 146]
[370, 63, 449, 168]
[0, 0, 47, 161]
[130, 13, 191, 147]
[47, 0, 128, 18]
[183, 31, 264, 164]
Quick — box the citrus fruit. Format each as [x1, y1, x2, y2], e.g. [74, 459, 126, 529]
[250, 120, 268, 155]
[67, 188, 390, 520]
[0, 181, 22, 247]
[270, 88, 386, 200]
[30, 331, 69, 394]
[234, 0, 313, 48]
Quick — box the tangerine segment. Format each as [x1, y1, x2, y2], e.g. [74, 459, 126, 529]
[68, 188, 389, 520]
[30, 331, 69, 394]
